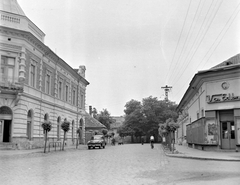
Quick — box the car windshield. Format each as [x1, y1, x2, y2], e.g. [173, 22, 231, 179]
[93, 135, 103, 140]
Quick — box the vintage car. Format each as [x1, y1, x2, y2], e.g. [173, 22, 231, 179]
[87, 135, 106, 149]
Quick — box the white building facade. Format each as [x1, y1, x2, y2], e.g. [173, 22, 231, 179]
[0, 0, 89, 149]
[177, 54, 240, 151]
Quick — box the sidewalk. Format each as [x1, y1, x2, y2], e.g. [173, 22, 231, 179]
[0, 144, 87, 157]
[163, 144, 240, 161]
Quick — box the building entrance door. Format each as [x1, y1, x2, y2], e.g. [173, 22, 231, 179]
[221, 121, 235, 149]
[0, 120, 12, 142]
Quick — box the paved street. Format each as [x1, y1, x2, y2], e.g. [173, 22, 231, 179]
[0, 144, 240, 185]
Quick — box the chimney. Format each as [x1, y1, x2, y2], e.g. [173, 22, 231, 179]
[89, 106, 92, 116]
[78, 66, 86, 78]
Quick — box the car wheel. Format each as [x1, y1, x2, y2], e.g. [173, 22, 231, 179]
[93, 147, 95, 149]
[88, 146, 91, 150]
[103, 145, 105, 149]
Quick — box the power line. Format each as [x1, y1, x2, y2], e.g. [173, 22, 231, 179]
[169, 0, 203, 84]
[172, 1, 240, 102]
[170, 0, 216, 84]
[165, 0, 192, 84]
[172, 0, 223, 87]
[200, 3, 240, 69]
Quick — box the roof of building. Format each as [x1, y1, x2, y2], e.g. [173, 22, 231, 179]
[0, 0, 25, 16]
[85, 114, 106, 129]
[211, 54, 240, 69]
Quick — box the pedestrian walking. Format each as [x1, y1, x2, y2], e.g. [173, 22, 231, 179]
[111, 137, 116, 145]
[150, 135, 154, 149]
[141, 136, 144, 145]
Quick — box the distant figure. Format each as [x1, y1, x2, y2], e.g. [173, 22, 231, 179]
[150, 135, 154, 149]
[111, 137, 116, 146]
[141, 136, 144, 145]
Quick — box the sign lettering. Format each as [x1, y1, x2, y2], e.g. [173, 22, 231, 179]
[206, 93, 240, 103]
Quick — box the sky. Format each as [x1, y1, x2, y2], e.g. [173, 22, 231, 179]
[18, 0, 240, 116]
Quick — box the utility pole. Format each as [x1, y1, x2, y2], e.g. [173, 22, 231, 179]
[161, 85, 172, 101]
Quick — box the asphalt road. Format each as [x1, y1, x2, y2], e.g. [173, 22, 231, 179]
[0, 144, 239, 185]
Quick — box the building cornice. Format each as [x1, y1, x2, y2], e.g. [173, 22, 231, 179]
[0, 26, 89, 86]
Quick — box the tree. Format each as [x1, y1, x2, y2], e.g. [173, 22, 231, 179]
[95, 109, 114, 129]
[159, 118, 179, 153]
[101, 129, 108, 136]
[123, 99, 146, 142]
[41, 120, 52, 153]
[121, 97, 178, 143]
[61, 120, 70, 151]
[117, 125, 134, 137]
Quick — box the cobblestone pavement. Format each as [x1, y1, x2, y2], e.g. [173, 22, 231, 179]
[0, 144, 240, 185]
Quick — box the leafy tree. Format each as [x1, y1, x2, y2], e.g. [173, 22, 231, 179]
[124, 99, 142, 115]
[117, 125, 134, 137]
[159, 118, 179, 152]
[61, 120, 70, 151]
[42, 120, 52, 153]
[123, 99, 146, 142]
[95, 109, 114, 129]
[120, 97, 178, 143]
[101, 129, 108, 136]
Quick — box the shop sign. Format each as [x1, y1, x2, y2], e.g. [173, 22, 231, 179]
[206, 93, 240, 103]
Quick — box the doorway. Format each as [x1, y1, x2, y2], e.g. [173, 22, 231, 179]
[0, 106, 13, 143]
[2, 120, 11, 142]
[219, 110, 235, 149]
[221, 121, 235, 149]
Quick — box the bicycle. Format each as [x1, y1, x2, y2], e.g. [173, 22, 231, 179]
[150, 141, 154, 149]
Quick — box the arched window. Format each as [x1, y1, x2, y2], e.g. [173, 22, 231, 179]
[79, 118, 84, 144]
[44, 113, 49, 121]
[79, 118, 83, 128]
[27, 110, 33, 140]
[0, 106, 13, 142]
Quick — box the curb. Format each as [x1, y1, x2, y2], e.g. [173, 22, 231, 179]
[0, 145, 87, 157]
[165, 153, 240, 162]
[161, 146, 240, 162]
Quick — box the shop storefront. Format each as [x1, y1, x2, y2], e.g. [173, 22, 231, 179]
[177, 54, 240, 151]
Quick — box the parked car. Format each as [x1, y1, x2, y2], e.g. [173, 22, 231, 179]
[87, 135, 106, 149]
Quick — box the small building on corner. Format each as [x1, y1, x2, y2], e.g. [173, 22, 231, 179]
[176, 54, 240, 151]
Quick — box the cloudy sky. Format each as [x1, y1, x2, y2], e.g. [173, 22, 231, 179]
[18, 0, 240, 116]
